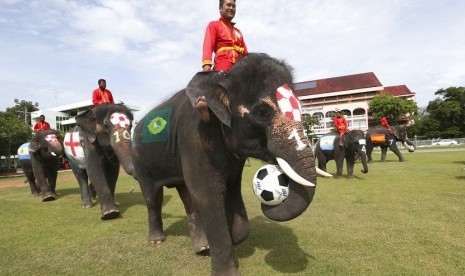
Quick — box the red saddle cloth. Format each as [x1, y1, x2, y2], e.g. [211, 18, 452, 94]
[370, 133, 386, 143]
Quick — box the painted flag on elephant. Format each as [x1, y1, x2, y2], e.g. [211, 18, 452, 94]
[370, 133, 386, 144]
[319, 135, 336, 151]
[18, 143, 30, 160]
[64, 131, 85, 161]
[142, 107, 172, 143]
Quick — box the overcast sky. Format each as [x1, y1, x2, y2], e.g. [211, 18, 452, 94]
[1, 0, 464, 119]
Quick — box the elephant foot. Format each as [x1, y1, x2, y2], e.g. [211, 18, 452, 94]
[81, 203, 93, 209]
[195, 245, 210, 256]
[42, 194, 56, 202]
[148, 232, 165, 244]
[101, 209, 120, 220]
[346, 175, 354, 179]
[32, 192, 41, 197]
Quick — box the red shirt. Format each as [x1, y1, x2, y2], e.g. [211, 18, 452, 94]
[34, 121, 51, 132]
[92, 88, 114, 105]
[334, 116, 348, 134]
[202, 17, 248, 71]
[381, 117, 390, 129]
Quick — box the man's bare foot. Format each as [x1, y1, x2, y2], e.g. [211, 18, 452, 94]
[195, 96, 210, 122]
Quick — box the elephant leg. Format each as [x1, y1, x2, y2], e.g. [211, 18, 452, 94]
[25, 171, 40, 196]
[86, 151, 119, 219]
[335, 157, 344, 178]
[176, 185, 209, 253]
[46, 165, 58, 195]
[140, 179, 165, 244]
[390, 145, 404, 162]
[381, 147, 388, 162]
[105, 161, 120, 195]
[317, 157, 327, 172]
[366, 145, 374, 163]
[33, 164, 55, 202]
[72, 167, 93, 208]
[346, 156, 355, 178]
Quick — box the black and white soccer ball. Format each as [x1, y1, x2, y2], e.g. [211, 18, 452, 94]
[252, 164, 290, 206]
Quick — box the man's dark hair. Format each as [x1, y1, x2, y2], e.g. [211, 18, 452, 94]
[40, 115, 45, 119]
[219, 0, 235, 8]
[98, 79, 106, 84]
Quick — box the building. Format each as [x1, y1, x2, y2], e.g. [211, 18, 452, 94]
[30, 100, 140, 132]
[294, 72, 415, 136]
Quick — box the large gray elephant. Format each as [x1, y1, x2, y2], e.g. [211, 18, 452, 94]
[315, 130, 369, 178]
[68, 104, 135, 219]
[17, 142, 40, 196]
[17, 129, 64, 201]
[132, 53, 319, 275]
[365, 125, 415, 162]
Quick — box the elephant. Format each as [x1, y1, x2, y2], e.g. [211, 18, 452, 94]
[66, 104, 135, 219]
[17, 142, 40, 196]
[314, 130, 369, 178]
[18, 129, 64, 201]
[365, 124, 416, 162]
[132, 53, 322, 275]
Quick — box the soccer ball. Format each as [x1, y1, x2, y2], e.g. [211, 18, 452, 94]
[252, 164, 290, 206]
[276, 84, 302, 122]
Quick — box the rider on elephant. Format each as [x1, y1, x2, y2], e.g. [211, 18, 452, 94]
[196, 0, 248, 123]
[33, 115, 51, 132]
[381, 116, 392, 133]
[92, 78, 114, 106]
[333, 109, 349, 146]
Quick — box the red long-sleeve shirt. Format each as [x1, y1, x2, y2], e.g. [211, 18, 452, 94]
[34, 121, 51, 132]
[334, 116, 348, 135]
[202, 17, 248, 71]
[92, 88, 114, 105]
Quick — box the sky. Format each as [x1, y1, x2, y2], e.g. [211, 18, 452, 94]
[1, 0, 465, 120]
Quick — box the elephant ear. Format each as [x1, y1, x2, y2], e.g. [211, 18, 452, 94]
[29, 137, 40, 153]
[75, 110, 97, 143]
[186, 71, 232, 127]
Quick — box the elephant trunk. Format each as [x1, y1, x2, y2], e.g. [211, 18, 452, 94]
[263, 122, 316, 221]
[49, 140, 64, 158]
[404, 138, 416, 152]
[111, 128, 134, 175]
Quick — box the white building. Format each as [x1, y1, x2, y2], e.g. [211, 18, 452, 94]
[31, 101, 140, 132]
[294, 72, 416, 136]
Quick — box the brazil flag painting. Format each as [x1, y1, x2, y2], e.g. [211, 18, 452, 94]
[142, 107, 172, 143]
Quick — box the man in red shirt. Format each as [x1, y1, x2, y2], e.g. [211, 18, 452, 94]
[196, 0, 248, 122]
[34, 115, 51, 132]
[381, 116, 392, 133]
[92, 79, 114, 105]
[333, 110, 349, 146]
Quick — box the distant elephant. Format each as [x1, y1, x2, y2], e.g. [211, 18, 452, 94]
[18, 130, 64, 201]
[17, 142, 40, 196]
[67, 104, 134, 219]
[315, 130, 369, 178]
[365, 125, 416, 162]
[132, 53, 324, 275]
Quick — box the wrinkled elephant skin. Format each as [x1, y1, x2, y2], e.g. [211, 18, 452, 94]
[132, 53, 317, 275]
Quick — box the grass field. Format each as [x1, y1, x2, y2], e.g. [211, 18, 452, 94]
[1, 148, 464, 275]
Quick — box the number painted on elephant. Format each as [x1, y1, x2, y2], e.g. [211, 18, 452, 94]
[110, 113, 130, 128]
[389, 139, 394, 145]
[142, 107, 172, 143]
[358, 139, 366, 145]
[288, 128, 307, 151]
[276, 84, 302, 122]
[113, 130, 131, 144]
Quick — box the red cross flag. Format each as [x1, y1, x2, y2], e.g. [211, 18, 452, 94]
[64, 131, 84, 158]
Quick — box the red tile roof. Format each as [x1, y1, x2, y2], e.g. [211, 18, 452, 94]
[294, 72, 383, 97]
[382, 85, 415, 97]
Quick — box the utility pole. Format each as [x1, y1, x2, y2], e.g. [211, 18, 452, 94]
[14, 99, 39, 126]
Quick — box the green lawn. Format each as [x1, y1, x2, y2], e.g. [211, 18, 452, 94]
[1, 149, 464, 275]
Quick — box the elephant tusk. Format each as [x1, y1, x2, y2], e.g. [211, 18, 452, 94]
[276, 157, 315, 187]
[51, 152, 57, 156]
[316, 167, 333, 177]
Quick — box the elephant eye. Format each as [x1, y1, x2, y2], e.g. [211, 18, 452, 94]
[252, 103, 273, 123]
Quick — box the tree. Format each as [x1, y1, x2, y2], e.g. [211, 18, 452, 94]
[0, 111, 33, 171]
[6, 101, 39, 126]
[302, 115, 321, 144]
[369, 94, 418, 124]
[419, 86, 465, 138]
